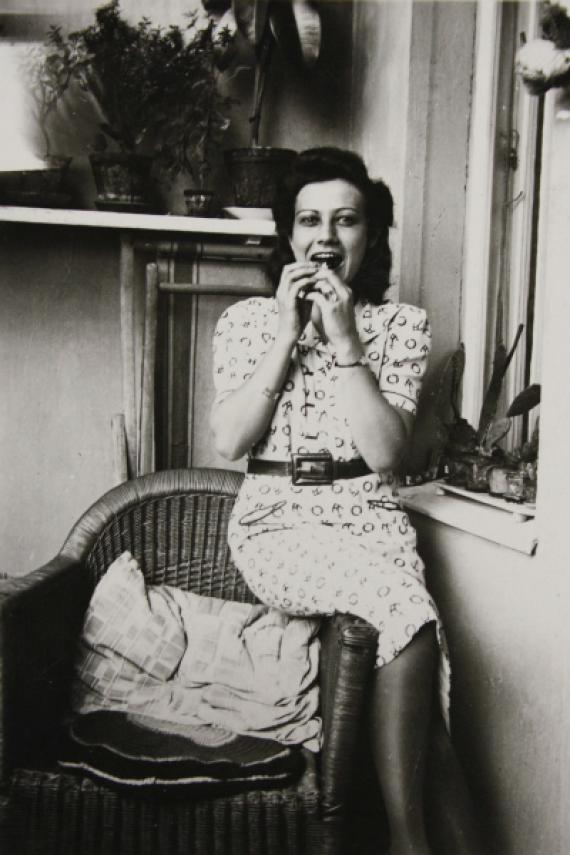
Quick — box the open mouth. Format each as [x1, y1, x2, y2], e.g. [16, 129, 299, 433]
[311, 252, 343, 270]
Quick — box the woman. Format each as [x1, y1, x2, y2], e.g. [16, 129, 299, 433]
[211, 147, 486, 855]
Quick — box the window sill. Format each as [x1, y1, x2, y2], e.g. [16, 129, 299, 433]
[400, 481, 538, 555]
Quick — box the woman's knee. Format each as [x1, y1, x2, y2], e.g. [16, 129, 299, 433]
[414, 620, 438, 654]
[393, 620, 437, 670]
[373, 622, 438, 694]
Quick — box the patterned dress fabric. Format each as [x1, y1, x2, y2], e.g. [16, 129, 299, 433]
[212, 297, 450, 719]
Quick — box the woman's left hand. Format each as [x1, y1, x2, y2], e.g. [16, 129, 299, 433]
[304, 266, 364, 361]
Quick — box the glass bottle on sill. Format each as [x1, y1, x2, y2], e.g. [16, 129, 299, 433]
[504, 470, 525, 503]
[488, 465, 516, 497]
[522, 461, 537, 504]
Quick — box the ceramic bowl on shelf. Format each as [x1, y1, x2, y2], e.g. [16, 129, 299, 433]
[0, 157, 73, 208]
[223, 207, 274, 220]
[94, 198, 154, 214]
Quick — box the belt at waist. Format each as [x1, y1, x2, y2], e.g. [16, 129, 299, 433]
[247, 453, 373, 485]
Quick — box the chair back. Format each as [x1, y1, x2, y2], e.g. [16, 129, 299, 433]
[60, 468, 257, 603]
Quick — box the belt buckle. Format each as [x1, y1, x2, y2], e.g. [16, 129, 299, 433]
[291, 452, 334, 486]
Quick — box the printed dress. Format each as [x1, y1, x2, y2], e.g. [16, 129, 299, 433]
[213, 297, 450, 718]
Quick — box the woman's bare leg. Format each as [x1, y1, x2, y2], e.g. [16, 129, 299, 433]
[369, 622, 437, 855]
[425, 713, 491, 855]
[369, 621, 490, 855]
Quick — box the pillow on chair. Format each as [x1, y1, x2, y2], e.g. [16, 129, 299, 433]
[59, 552, 321, 791]
[59, 710, 305, 792]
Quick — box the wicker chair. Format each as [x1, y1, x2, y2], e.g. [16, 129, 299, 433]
[0, 468, 379, 855]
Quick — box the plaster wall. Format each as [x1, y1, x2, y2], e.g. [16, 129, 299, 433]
[414, 516, 564, 855]
[350, 0, 414, 295]
[350, 0, 475, 348]
[531, 89, 570, 855]
[350, 1, 476, 473]
[0, 0, 351, 576]
[0, 225, 123, 575]
[406, 2, 476, 470]
[411, 82, 570, 855]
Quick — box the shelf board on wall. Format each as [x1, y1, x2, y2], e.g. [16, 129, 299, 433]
[0, 206, 276, 241]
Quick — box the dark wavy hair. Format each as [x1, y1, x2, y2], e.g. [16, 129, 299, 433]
[269, 147, 394, 305]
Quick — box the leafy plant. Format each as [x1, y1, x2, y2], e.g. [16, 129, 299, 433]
[506, 383, 541, 418]
[151, 19, 235, 188]
[505, 383, 541, 464]
[203, 0, 322, 147]
[21, 43, 75, 159]
[434, 326, 526, 465]
[426, 322, 542, 498]
[39, 1, 233, 186]
[414, 310, 544, 498]
[44, 2, 173, 156]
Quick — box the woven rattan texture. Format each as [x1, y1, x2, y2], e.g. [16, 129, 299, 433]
[85, 493, 259, 603]
[1, 472, 379, 855]
[9, 767, 321, 855]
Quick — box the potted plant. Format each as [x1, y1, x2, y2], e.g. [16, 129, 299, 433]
[151, 18, 235, 216]
[40, 1, 233, 212]
[497, 383, 540, 503]
[432, 326, 525, 490]
[431, 325, 541, 503]
[5, 43, 74, 206]
[202, 0, 322, 209]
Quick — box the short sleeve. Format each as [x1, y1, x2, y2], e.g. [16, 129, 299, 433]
[212, 298, 275, 404]
[379, 305, 431, 415]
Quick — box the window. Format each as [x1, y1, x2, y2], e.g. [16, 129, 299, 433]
[0, 40, 45, 171]
[461, 0, 543, 450]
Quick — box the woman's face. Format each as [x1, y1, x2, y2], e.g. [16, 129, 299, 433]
[289, 179, 368, 284]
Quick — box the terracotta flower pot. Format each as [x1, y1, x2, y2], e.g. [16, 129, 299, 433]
[444, 454, 495, 492]
[224, 147, 296, 208]
[89, 153, 154, 212]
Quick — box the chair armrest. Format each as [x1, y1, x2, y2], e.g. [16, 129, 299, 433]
[318, 613, 378, 818]
[0, 557, 92, 783]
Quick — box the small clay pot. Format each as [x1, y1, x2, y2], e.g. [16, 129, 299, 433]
[183, 189, 215, 217]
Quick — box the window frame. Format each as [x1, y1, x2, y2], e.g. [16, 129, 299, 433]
[460, 0, 542, 445]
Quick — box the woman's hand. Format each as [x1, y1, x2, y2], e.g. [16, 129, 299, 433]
[275, 261, 319, 345]
[305, 266, 411, 471]
[305, 266, 364, 361]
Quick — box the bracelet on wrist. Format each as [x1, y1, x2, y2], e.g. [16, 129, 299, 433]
[335, 355, 367, 368]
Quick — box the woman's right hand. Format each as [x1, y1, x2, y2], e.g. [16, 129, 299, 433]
[275, 261, 318, 345]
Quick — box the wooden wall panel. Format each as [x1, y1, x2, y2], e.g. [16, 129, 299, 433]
[153, 252, 272, 473]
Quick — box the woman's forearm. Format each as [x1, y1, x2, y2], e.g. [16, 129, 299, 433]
[336, 364, 411, 472]
[210, 334, 295, 460]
